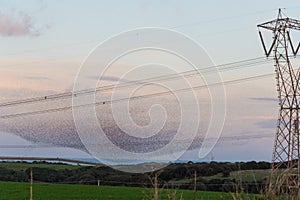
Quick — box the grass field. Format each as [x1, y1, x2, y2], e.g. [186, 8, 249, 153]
[0, 162, 80, 171]
[204, 169, 269, 182]
[171, 169, 269, 188]
[0, 181, 260, 200]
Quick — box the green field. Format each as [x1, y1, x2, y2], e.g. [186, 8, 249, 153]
[204, 169, 269, 182]
[0, 181, 260, 200]
[171, 169, 269, 188]
[0, 162, 80, 171]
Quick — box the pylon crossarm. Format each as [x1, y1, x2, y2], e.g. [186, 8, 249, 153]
[258, 18, 300, 31]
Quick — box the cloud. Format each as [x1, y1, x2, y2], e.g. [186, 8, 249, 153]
[255, 119, 277, 129]
[250, 97, 278, 102]
[87, 75, 156, 86]
[0, 11, 40, 37]
[24, 76, 51, 81]
[87, 75, 131, 83]
[240, 115, 276, 120]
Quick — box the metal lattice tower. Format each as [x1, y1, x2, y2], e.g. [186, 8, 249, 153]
[258, 9, 300, 198]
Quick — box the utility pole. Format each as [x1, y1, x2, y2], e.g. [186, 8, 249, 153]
[30, 167, 33, 200]
[258, 9, 300, 199]
[193, 170, 197, 200]
[154, 173, 158, 200]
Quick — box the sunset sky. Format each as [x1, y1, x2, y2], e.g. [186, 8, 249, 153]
[1, 0, 300, 163]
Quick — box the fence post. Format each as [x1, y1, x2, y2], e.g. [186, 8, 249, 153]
[30, 168, 33, 200]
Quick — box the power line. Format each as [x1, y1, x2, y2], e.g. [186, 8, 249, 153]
[172, 9, 276, 29]
[0, 57, 270, 108]
[0, 73, 275, 119]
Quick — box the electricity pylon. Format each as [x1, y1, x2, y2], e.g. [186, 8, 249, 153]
[258, 9, 300, 199]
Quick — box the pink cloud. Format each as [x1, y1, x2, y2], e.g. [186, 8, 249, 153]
[239, 115, 276, 120]
[0, 11, 39, 37]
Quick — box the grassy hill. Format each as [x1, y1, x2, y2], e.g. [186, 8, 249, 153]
[0, 162, 80, 171]
[204, 169, 269, 182]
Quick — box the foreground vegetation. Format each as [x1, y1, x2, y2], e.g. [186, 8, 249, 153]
[0, 181, 260, 200]
[0, 161, 271, 194]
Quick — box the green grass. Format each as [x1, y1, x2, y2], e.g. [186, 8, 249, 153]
[170, 169, 270, 190]
[203, 169, 269, 182]
[0, 181, 259, 200]
[230, 170, 269, 182]
[0, 162, 80, 171]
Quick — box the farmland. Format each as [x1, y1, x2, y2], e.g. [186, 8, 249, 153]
[0, 161, 270, 199]
[0, 181, 260, 200]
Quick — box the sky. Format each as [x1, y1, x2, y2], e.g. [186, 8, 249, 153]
[1, 0, 300, 163]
